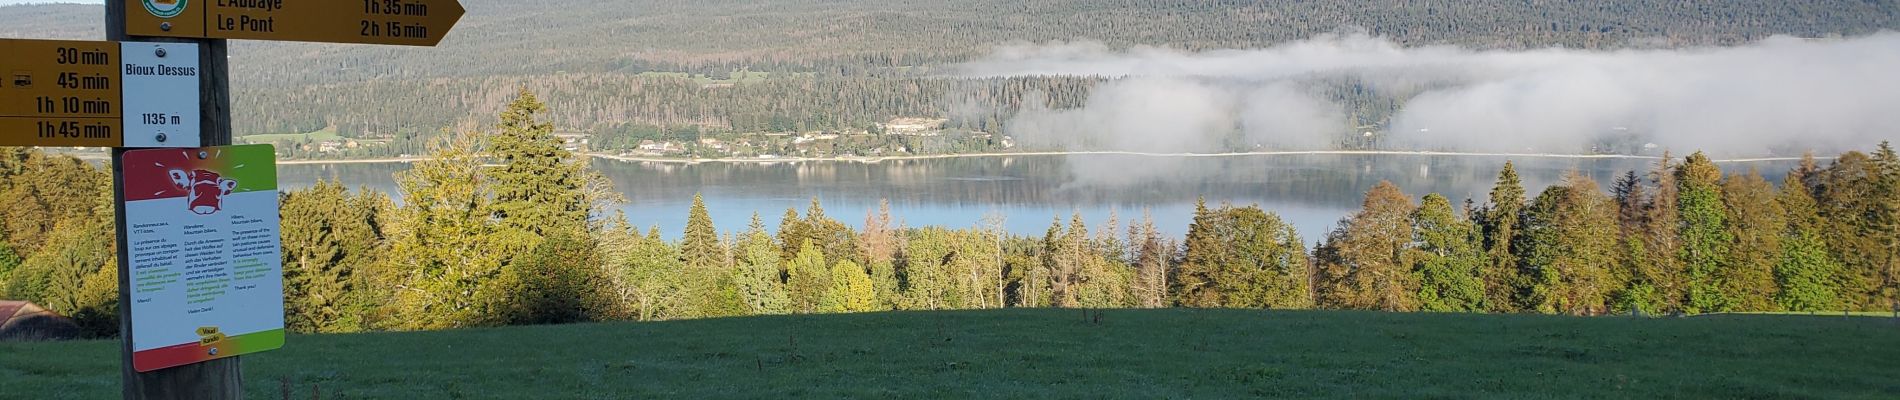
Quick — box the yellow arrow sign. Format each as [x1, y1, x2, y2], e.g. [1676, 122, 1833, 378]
[0, 39, 124, 147]
[1, 39, 201, 148]
[124, 0, 465, 46]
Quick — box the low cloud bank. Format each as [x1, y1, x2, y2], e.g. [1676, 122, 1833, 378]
[956, 32, 1900, 157]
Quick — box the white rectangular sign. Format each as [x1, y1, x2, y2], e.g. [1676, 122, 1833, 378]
[121, 145, 281, 372]
[119, 42, 200, 148]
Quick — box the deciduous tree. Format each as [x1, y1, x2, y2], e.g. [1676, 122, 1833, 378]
[1411, 194, 1486, 312]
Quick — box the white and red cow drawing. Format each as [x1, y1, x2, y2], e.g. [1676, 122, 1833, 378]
[168, 169, 237, 215]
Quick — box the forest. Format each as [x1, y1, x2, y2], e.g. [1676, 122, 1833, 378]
[0, 92, 1894, 337]
[3, 0, 1896, 157]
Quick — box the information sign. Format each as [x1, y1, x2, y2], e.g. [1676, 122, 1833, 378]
[121, 144, 282, 372]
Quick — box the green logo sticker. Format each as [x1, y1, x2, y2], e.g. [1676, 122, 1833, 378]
[142, 0, 188, 19]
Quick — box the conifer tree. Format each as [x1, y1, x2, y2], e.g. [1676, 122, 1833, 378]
[385, 130, 516, 329]
[1480, 162, 1527, 312]
[1067, 214, 1124, 308]
[801, 198, 861, 265]
[280, 180, 387, 333]
[1129, 211, 1171, 308]
[1775, 173, 1843, 311]
[1174, 198, 1220, 307]
[1515, 184, 1565, 313]
[11, 217, 118, 336]
[1645, 153, 1687, 312]
[1871, 142, 1900, 311]
[1609, 170, 1662, 314]
[786, 242, 830, 313]
[736, 214, 791, 314]
[1816, 151, 1881, 309]
[504, 231, 613, 324]
[842, 260, 879, 312]
[860, 200, 898, 266]
[777, 207, 806, 261]
[1677, 152, 1732, 313]
[1719, 169, 1784, 311]
[487, 89, 602, 236]
[681, 193, 723, 270]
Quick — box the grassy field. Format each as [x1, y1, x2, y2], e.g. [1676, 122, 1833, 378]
[2, 309, 1896, 399]
[635, 71, 778, 85]
[238, 127, 342, 144]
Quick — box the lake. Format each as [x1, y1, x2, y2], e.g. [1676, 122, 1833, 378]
[278, 154, 1802, 245]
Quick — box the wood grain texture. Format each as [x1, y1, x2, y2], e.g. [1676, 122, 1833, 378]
[110, 0, 242, 398]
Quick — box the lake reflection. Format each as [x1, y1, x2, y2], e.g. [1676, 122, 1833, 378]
[278, 154, 1800, 245]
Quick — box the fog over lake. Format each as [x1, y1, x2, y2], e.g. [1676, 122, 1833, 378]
[279, 154, 1800, 245]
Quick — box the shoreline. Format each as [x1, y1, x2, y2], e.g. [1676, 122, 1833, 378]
[278, 157, 431, 165]
[272, 150, 1823, 166]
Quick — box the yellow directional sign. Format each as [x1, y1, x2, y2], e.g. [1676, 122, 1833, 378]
[124, 0, 466, 46]
[1, 39, 201, 148]
[0, 39, 123, 147]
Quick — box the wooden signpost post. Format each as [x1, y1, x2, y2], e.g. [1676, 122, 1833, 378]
[0, 1, 478, 399]
[0, 0, 463, 393]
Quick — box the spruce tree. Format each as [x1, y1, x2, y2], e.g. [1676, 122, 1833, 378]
[1610, 170, 1662, 314]
[1645, 153, 1687, 313]
[1816, 151, 1882, 309]
[777, 207, 806, 261]
[1871, 142, 1900, 311]
[1775, 174, 1843, 311]
[504, 231, 612, 324]
[786, 242, 830, 313]
[1174, 198, 1221, 307]
[1129, 211, 1171, 308]
[736, 214, 791, 314]
[1480, 162, 1527, 312]
[860, 200, 898, 266]
[1677, 152, 1732, 313]
[1719, 169, 1785, 311]
[681, 193, 724, 270]
[1515, 185, 1564, 313]
[801, 198, 861, 266]
[280, 180, 387, 333]
[842, 260, 880, 312]
[487, 89, 598, 236]
[14, 217, 117, 336]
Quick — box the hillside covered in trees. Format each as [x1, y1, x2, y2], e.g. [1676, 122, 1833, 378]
[2, 92, 1894, 337]
[2, 1, 1896, 158]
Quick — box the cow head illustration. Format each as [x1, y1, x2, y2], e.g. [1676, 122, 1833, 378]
[169, 169, 236, 215]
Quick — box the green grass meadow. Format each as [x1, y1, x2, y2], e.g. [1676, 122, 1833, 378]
[238, 128, 343, 144]
[2, 309, 1897, 399]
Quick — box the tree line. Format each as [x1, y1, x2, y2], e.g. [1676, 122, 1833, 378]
[0, 91, 1894, 338]
[14, 1, 1896, 158]
[14, 0, 1895, 86]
